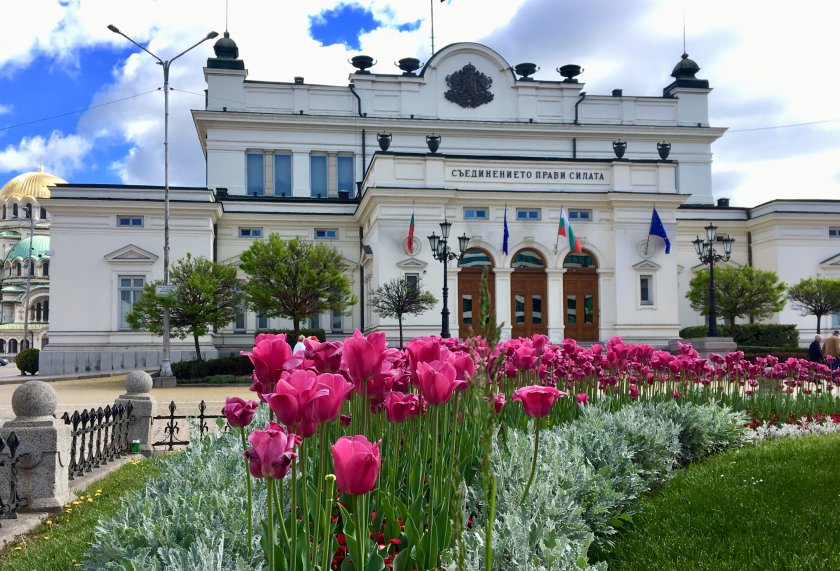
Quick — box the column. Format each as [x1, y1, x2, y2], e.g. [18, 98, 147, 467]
[546, 268, 565, 343]
[494, 268, 513, 341]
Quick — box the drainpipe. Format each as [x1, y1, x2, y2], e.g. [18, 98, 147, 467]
[572, 137, 577, 159]
[574, 91, 586, 126]
[348, 83, 367, 190]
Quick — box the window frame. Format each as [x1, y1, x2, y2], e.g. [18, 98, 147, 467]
[568, 209, 592, 222]
[274, 152, 292, 197]
[464, 207, 489, 220]
[118, 275, 145, 330]
[116, 215, 144, 228]
[310, 153, 328, 198]
[829, 227, 840, 238]
[337, 154, 355, 196]
[314, 228, 338, 240]
[639, 274, 654, 306]
[239, 227, 263, 238]
[515, 208, 541, 221]
[246, 152, 264, 196]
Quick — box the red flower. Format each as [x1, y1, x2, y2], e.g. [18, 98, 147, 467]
[244, 421, 297, 479]
[575, 393, 589, 406]
[511, 385, 564, 418]
[384, 391, 421, 423]
[416, 360, 466, 405]
[221, 397, 259, 428]
[264, 369, 329, 437]
[332, 435, 381, 495]
[313, 373, 354, 423]
[242, 334, 304, 394]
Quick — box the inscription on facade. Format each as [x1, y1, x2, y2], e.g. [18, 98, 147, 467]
[447, 167, 607, 183]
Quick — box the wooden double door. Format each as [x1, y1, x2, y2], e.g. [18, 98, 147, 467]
[563, 269, 599, 341]
[510, 269, 547, 338]
[458, 269, 495, 338]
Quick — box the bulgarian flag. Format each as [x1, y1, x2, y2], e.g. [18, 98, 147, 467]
[559, 207, 583, 253]
[407, 207, 415, 254]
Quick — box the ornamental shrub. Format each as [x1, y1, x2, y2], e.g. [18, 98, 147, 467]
[679, 323, 799, 348]
[15, 348, 39, 375]
[172, 354, 252, 380]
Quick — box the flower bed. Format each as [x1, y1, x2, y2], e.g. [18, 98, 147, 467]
[81, 332, 840, 570]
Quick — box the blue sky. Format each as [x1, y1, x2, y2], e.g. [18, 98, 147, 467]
[1, 0, 838, 207]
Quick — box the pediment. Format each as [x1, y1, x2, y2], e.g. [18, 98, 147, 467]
[396, 257, 428, 270]
[819, 252, 840, 271]
[632, 260, 661, 272]
[104, 244, 158, 263]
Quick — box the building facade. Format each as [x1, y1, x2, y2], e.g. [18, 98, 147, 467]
[40, 39, 840, 374]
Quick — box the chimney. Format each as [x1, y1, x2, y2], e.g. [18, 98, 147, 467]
[717, 198, 730, 208]
[612, 89, 623, 97]
[294, 76, 304, 85]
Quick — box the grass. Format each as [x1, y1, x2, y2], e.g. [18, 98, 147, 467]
[177, 374, 252, 385]
[601, 433, 840, 571]
[0, 455, 165, 570]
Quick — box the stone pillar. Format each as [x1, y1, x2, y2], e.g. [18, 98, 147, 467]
[546, 268, 566, 343]
[115, 371, 158, 457]
[1, 381, 71, 511]
[495, 268, 513, 341]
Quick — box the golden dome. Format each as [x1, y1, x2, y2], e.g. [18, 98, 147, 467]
[0, 167, 67, 200]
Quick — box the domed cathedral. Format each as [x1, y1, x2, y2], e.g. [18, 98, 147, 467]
[0, 167, 62, 355]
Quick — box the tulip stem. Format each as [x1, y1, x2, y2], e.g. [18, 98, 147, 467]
[355, 493, 368, 570]
[267, 478, 275, 571]
[291, 457, 298, 571]
[520, 417, 541, 505]
[322, 475, 336, 571]
[485, 474, 496, 571]
[240, 428, 253, 560]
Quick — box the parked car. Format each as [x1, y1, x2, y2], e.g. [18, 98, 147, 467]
[0, 358, 8, 366]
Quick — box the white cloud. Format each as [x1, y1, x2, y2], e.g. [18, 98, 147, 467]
[0, 130, 92, 177]
[0, 103, 12, 115]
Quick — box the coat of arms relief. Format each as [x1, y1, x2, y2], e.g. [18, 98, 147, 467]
[444, 63, 494, 108]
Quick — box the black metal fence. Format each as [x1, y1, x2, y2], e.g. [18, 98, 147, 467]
[0, 432, 27, 525]
[61, 402, 134, 481]
[153, 400, 226, 452]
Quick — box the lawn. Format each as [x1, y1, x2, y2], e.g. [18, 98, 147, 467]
[0, 456, 164, 571]
[602, 433, 840, 571]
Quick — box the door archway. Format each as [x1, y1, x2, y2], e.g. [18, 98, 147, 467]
[511, 248, 547, 338]
[563, 250, 599, 341]
[457, 248, 495, 338]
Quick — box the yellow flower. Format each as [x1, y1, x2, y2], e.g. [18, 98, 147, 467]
[87, 498, 93, 503]
[46, 519, 53, 526]
[14, 546, 22, 551]
[96, 489, 102, 493]
[72, 500, 81, 505]
[65, 508, 72, 513]
[43, 535, 49, 540]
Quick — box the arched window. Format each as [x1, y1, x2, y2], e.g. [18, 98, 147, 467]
[42, 261, 49, 276]
[40, 207, 47, 220]
[15, 263, 21, 277]
[512, 249, 545, 268]
[458, 248, 494, 268]
[29, 260, 34, 276]
[9, 339, 18, 353]
[35, 303, 42, 322]
[12, 204, 18, 218]
[563, 252, 597, 269]
[0, 339, 5, 353]
[2, 204, 6, 219]
[23, 204, 30, 219]
[43, 300, 49, 321]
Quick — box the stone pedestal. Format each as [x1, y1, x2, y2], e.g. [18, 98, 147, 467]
[670, 336, 737, 358]
[1, 381, 71, 511]
[115, 371, 158, 457]
[153, 375, 177, 389]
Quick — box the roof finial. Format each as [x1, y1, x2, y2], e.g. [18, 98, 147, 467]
[225, 0, 229, 33]
[682, 10, 686, 56]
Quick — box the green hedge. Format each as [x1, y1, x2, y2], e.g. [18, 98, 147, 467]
[254, 328, 326, 344]
[15, 348, 39, 375]
[172, 354, 253, 380]
[679, 324, 800, 348]
[741, 347, 809, 363]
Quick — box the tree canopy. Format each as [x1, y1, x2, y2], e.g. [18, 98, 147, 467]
[787, 277, 840, 334]
[240, 235, 356, 337]
[687, 265, 787, 327]
[126, 254, 240, 360]
[370, 278, 437, 347]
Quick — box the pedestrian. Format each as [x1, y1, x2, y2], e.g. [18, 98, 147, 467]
[823, 330, 840, 370]
[808, 334, 823, 363]
[293, 334, 306, 354]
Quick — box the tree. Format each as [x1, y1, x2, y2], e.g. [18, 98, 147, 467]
[687, 265, 787, 327]
[240, 235, 356, 338]
[787, 277, 840, 334]
[127, 254, 239, 361]
[370, 278, 437, 347]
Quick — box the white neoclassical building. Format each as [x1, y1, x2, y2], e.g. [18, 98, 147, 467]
[39, 38, 840, 375]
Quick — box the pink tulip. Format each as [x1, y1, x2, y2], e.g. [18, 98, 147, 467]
[221, 397, 259, 428]
[342, 330, 387, 384]
[264, 369, 329, 436]
[416, 360, 466, 405]
[629, 385, 640, 400]
[314, 373, 355, 423]
[576, 393, 589, 406]
[244, 421, 298, 479]
[511, 385, 564, 418]
[304, 339, 344, 373]
[331, 435, 381, 495]
[243, 334, 304, 394]
[384, 391, 420, 423]
[513, 345, 537, 371]
[493, 392, 506, 413]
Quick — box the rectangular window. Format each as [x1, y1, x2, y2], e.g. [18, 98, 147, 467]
[274, 153, 292, 197]
[239, 227, 263, 238]
[310, 154, 327, 198]
[117, 216, 143, 227]
[337, 155, 354, 196]
[640, 275, 654, 306]
[832, 312, 840, 328]
[569, 209, 592, 221]
[119, 276, 145, 329]
[40, 207, 47, 220]
[246, 152, 264, 196]
[464, 207, 488, 220]
[309, 313, 321, 330]
[315, 228, 338, 239]
[331, 310, 343, 332]
[516, 208, 540, 221]
[256, 312, 268, 330]
[830, 227, 840, 238]
[405, 273, 419, 289]
[234, 307, 246, 332]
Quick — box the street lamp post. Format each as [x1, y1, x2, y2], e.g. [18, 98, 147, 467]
[108, 25, 218, 377]
[692, 223, 735, 337]
[428, 220, 470, 338]
[22, 205, 35, 350]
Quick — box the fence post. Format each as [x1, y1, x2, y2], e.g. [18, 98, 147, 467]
[115, 371, 157, 457]
[0, 381, 71, 511]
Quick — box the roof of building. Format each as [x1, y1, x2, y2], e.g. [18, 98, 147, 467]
[0, 167, 67, 200]
[5, 235, 50, 261]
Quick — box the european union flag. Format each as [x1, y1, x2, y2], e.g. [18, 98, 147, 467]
[502, 206, 509, 255]
[649, 207, 671, 254]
